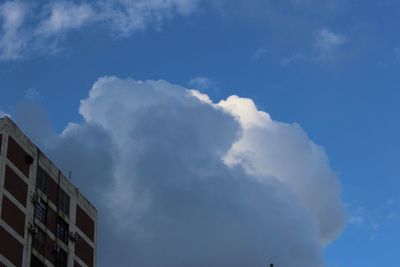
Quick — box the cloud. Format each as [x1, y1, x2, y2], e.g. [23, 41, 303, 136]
[14, 99, 56, 148]
[0, 1, 27, 60]
[281, 52, 305, 66]
[14, 76, 347, 267]
[212, 0, 341, 17]
[279, 30, 346, 66]
[218, 94, 345, 243]
[0, 0, 347, 61]
[313, 29, 346, 60]
[252, 47, 268, 60]
[369, 223, 379, 240]
[386, 199, 395, 206]
[386, 212, 399, 221]
[346, 198, 400, 241]
[24, 88, 43, 102]
[188, 76, 218, 91]
[0, 0, 201, 60]
[35, 2, 94, 36]
[99, 0, 200, 36]
[349, 216, 364, 225]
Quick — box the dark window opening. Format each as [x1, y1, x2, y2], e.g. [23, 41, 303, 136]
[56, 218, 69, 244]
[53, 245, 68, 267]
[34, 201, 47, 224]
[32, 228, 46, 254]
[36, 166, 48, 194]
[30, 254, 46, 267]
[7, 137, 31, 177]
[58, 189, 70, 217]
[76, 205, 95, 242]
[25, 155, 33, 165]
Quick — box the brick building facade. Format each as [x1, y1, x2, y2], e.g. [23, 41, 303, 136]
[0, 117, 97, 267]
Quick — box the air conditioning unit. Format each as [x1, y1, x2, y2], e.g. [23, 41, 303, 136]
[69, 232, 77, 242]
[31, 193, 40, 204]
[28, 223, 38, 236]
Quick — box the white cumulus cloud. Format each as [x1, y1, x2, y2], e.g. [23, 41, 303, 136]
[20, 76, 348, 267]
[219, 95, 345, 243]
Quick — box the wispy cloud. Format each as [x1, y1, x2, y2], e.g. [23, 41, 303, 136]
[35, 2, 94, 36]
[349, 216, 364, 225]
[99, 0, 200, 36]
[188, 76, 217, 90]
[369, 223, 379, 240]
[347, 198, 400, 240]
[313, 29, 346, 60]
[0, 1, 27, 60]
[0, 1, 348, 62]
[252, 47, 268, 60]
[281, 52, 305, 66]
[0, 0, 201, 61]
[278, 30, 346, 66]
[24, 88, 43, 102]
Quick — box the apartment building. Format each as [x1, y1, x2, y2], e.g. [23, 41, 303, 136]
[0, 116, 97, 267]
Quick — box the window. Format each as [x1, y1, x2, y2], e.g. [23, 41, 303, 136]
[36, 166, 48, 194]
[54, 245, 68, 267]
[34, 201, 47, 224]
[56, 218, 69, 244]
[58, 189, 70, 217]
[32, 228, 46, 254]
[30, 254, 46, 267]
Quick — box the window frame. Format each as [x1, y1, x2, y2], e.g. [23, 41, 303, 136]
[58, 189, 70, 217]
[34, 200, 47, 224]
[56, 218, 69, 244]
[36, 166, 48, 194]
[54, 246, 68, 267]
[32, 227, 46, 254]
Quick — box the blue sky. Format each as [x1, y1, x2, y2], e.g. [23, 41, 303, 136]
[1, 1, 400, 266]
